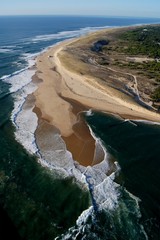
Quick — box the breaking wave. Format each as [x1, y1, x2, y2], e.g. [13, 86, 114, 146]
[30, 26, 113, 43]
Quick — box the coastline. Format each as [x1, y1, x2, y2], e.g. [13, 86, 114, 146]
[32, 26, 160, 167]
[1, 17, 160, 240]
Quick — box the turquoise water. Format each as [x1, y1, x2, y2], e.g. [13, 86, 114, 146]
[0, 16, 160, 239]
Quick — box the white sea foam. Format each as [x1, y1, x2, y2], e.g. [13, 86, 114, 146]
[4, 69, 35, 93]
[21, 52, 38, 62]
[12, 79, 38, 154]
[94, 173, 119, 210]
[30, 26, 113, 43]
[34, 124, 89, 184]
[3, 50, 40, 155]
[133, 119, 160, 125]
[63, 175, 148, 240]
[1, 51, 36, 93]
[31, 31, 80, 42]
[76, 206, 93, 226]
[37, 131, 75, 169]
[14, 105, 38, 154]
[0, 74, 11, 80]
[1, 45, 16, 48]
[1, 51, 36, 84]
[0, 48, 13, 53]
[85, 108, 94, 116]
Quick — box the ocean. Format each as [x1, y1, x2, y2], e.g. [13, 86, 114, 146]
[0, 15, 160, 240]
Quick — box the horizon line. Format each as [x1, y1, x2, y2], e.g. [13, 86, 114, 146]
[0, 14, 160, 19]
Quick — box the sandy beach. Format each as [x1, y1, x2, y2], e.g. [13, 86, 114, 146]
[32, 28, 160, 166]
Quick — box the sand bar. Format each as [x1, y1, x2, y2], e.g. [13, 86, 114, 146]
[32, 28, 160, 166]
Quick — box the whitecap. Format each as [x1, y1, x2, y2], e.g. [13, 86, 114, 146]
[0, 48, 13, 53]
[3, 68, 35, 93]
[30, 25, 113, 43]
[133, 119, 160, 125]
[1, 50, 36, 94]
[1, 45, 16, 49]
[11, 79, 38, 154]
[85, 109, 94, 116]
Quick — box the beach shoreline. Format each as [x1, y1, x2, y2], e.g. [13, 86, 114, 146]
[32, 26, 160, 166]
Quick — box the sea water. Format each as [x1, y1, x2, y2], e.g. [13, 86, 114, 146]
[0, 16, 160, 239]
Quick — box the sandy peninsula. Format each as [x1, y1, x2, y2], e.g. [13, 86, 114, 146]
[32, 27, 160, 166]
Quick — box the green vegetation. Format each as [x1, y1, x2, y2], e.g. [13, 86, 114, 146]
[151, 86, 160, 102]
[116, 26, 160, 80]
[114, 60, 160, 81]
[119, 26, 160, 58]
[109, 26, 160, 103]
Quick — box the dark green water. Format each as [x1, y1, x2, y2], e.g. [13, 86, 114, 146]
[85, 112, 160, 239]
[0, 90, 90, 239]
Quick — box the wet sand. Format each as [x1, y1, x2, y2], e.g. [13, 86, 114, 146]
[32, 28, 160, 166]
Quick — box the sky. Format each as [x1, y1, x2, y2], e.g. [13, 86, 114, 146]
[0, 0, 160, 18]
